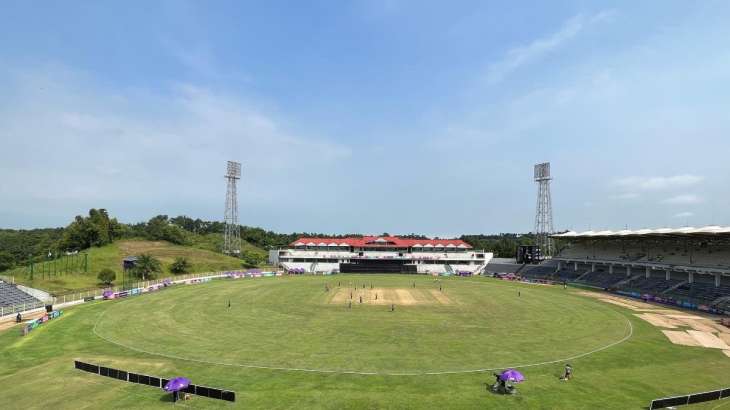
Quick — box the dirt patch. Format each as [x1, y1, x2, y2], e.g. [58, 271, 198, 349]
[674, 318, 718, 333]
[0, 321, 19, 332]
[328, 288, 449, 306]
[723, 350, 730, 358]
[329, 288, 354, 304]
[429, 290, 452, 305]
[602, 299, 644, 310]
[394, 289, 418, 305]
[0, 310, 47, 332]
[580, 291, 730, 358]
[665, 314, 706, 320]
[635, 313, 678, 329]
[578, 292, 672, 312]
[708, 322, 730, 334]
[687, 330, 730, 349]
[718, 333, 730, 345]
[662, 330, 702, 347]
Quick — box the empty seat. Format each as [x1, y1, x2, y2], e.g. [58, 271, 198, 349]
[0, 281, 42, 308]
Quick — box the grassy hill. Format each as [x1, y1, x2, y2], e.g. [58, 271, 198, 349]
[7, 239, 265, 295]
[188, 233, 269, 261]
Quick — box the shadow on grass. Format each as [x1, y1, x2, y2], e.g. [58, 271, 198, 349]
[483, 381, 520, 396]
[159, 393, 173, 403]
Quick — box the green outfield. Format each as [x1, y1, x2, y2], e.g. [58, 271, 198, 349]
[1, 275, 729, 409]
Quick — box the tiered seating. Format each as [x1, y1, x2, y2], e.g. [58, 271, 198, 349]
[667, 281, 727, 305]
[0, 281, 41, 308]
[450, 264, 484, 274]
[553, 269, 585, 282]
[619, 276, 685, 295]
[715, 300, 730, 312]
[691, 247, 730, 268]
[520, 265, 555, 279]
[557, 243, 628, 261]
[575, 271, 624, 288]
[556, 246, 586, 259]
[485, 262, 524, 274]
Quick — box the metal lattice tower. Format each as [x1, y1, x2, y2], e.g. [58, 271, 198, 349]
[223, 161, 242, 255]
[534, 162, 554, 257]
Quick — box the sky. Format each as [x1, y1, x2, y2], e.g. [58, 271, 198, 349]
[1, 1, 730, 236]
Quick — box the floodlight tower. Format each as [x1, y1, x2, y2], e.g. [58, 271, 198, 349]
[223, 161, 242, 255]
[534, 162, 554, 257]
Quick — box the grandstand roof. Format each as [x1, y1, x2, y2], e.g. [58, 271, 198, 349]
[553, 225, 730, 239]
[290, 236, 472, 248]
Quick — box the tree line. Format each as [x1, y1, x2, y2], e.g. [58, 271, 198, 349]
[0, 209, 539, 271]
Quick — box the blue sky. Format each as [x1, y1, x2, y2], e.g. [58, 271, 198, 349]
[1, 1, 730, 235]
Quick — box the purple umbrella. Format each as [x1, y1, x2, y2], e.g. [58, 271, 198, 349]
[499, 369, 525, 383]
[164, 377, 191, 392]
[102, 290, 114, 299]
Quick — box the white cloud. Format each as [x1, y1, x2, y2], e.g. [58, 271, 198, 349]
[484, 10, 615, 84]
[673, 211, 694, 218]
[662, 194, 703, 205]
[0, 65, 352, 225]
[613, 175, 704, 191]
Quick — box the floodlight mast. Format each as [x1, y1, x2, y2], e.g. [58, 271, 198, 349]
[223, 161, 242, 255]
[534, 162, 554, 257]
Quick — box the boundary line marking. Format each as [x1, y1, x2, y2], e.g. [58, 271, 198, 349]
[92, 278, 634, 376]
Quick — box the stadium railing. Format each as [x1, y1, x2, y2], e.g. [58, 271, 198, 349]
[74, 360, 236, 402]
[650, 387, 730, 409]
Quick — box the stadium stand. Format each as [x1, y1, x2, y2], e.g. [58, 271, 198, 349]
[668, 280, 730, 305]
[552, 227, 730, 314]
[553, 268, 586, 281]
[520, 263, 558, 279]
[619, 275, 686, 295]
[485, 258, 525, 274]
[275, 236, 492, 274]
[0, 280, 42, 308]
[574, 270, 624, 288]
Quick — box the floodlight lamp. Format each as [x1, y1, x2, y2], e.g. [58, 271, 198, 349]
[226, 161, 241, 178]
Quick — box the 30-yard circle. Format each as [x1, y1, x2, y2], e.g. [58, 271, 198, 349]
[94, 275, 632, 375]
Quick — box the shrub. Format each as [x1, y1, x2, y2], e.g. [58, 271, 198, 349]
[132, 253, 162, 280]
[169, 257, 191, 274]
[97, 268, 116, 285]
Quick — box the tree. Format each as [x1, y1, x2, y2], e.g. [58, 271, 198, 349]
[97, 268, 116, 285]
[169, 257, 191, 274]
[144, 215, 190, 245]
[0, 251, 15, 271]
[241, 252, 263, 268]
[60, 208, 122, 250]
[132, 254, 162, 280]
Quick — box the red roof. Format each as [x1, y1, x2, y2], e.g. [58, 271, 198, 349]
[290, 236, 471, 248]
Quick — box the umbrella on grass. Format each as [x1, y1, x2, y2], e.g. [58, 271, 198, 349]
[499, 369, 525, 383]
[164, 377, 191, 392]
